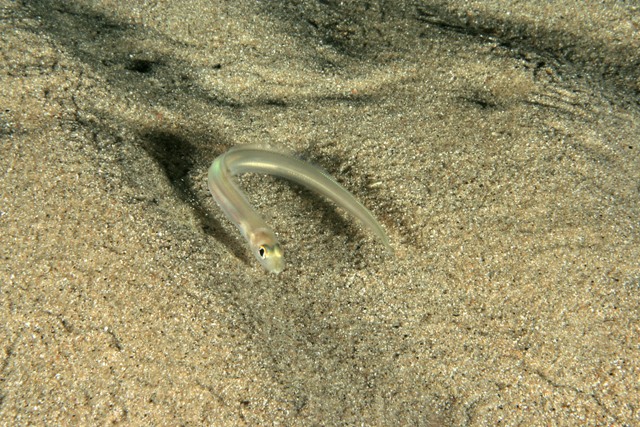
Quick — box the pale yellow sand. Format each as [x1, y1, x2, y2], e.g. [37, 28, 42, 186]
[1, 0, 638, 425]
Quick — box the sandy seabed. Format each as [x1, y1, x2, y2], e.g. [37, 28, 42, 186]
[1, 1, 639, 425]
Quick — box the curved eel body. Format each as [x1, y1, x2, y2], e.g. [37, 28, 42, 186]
[207, 144, 392, 273]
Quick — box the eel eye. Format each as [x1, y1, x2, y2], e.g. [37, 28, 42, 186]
[259, 246, 266, 258]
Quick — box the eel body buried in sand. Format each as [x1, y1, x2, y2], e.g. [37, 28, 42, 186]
[207, 144, 392, 273]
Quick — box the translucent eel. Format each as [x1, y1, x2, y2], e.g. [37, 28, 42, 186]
[207, 144, 392, 273]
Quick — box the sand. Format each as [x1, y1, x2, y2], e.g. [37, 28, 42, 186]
[1, 0, 639, 425]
